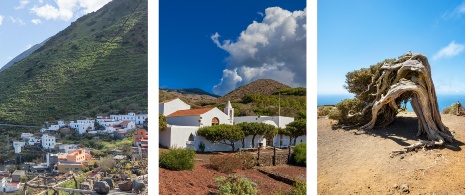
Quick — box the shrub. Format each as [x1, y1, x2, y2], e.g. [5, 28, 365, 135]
[159, 147, 195, 171]
[272, 180, 306, 195]
[198, 141, 205, 153]
[317, 106, 335, 117]
[442, 102, 463, 114]
[215, 174, 258, 195]
[292, 142, 306, 166]
[236, 151, 256, 169]
[210, 154, 242, 173]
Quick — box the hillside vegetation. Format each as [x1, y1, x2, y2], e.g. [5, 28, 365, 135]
[159, 79, 306, 119]
[0, 0, 147, 125]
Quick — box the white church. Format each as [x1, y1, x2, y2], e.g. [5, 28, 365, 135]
[159, 98, 306, 152]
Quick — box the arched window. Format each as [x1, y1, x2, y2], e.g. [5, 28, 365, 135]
[212, 117, 219, 125]
[188, 133, 195, 141]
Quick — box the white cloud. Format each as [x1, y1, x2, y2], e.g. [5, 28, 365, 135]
[0, 15, 3, 26]
[30, 0, 112, 21]
[14, 0, 30, 9]
[211, 7, 306, 95]
[9, 16, 25, 25]
[442, 2, 465, 19]
[432, 41, 465, 60]
[31, 18, 41, 24]
[257, 11, 264, 17]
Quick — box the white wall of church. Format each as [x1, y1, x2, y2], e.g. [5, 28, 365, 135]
[199, 108, 231, 127]
[160, 98, 191, 116]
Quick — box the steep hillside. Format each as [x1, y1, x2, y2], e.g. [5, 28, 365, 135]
[159, 88, 218, 104]
[0, 0, 147, 125]
[0, 38, 49, 73]
[218, 79, 290, 102]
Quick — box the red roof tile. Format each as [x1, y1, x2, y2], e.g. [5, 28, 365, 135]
[167, 107, 215, 117]
[120, 121, 130, 125]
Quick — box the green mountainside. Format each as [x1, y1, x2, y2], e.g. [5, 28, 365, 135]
[159, 79, 306, 119]
[0, 0, 147, 125]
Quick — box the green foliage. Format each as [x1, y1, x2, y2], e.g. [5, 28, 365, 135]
[198, 141, 205, 153]
[442, 102, 463, 114]
[197, 124, 244, 151]
[237, 122, 277, 148]
[274, 87, 306, 96]
[159, 114, 167, 131]
[238, 93, 306, 118]
[0, 0, 148, 125]
[159, 147, 195, 171]
[317, 106, 335, 117]
[328, 98, 366, 125]
[215, 175, 258, 195]
[292, 142, 306, 166]
[273, 180, 306, 195]
[285, 119, 306, 146]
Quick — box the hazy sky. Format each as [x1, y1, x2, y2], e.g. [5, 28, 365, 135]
[318, 1, 465, 95]
[159, 0, 307, 96]
[0, 0, 112, 68]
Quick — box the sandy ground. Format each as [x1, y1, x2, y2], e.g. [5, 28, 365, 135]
[318, 112, 465, 194]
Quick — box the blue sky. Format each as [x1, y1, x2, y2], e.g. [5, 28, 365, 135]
[318, 1, 465, 95]
[0, 0, 112, 68]
[159, 0, 307, 96]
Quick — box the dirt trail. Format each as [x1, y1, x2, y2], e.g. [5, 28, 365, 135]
[318, 112, 465, 194]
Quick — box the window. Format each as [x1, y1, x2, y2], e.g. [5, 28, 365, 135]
[188, 133, 195, 141]
[212, 117, 219, 126]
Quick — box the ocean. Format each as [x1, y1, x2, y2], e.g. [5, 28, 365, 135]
[317, 94, 465, 112]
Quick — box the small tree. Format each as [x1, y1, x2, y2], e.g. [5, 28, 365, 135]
[159, 114, 167, 131]
[197, 124, 244, 151]
[97, 155, 116, 175]
[238, 122, 277, 148]
[285, 119, 306, 146]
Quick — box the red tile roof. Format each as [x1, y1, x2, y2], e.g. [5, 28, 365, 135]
[120, 121, 130, 125]
[167, 107, 215, 117]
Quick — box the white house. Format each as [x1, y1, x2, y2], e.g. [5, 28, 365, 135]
[12, 141, 25, 154]
[41, 124, 60, 132]
[69, 120, 94, 135]
[159, 98, 191, 116]
[120, 121, 135, 130]
[27, 137, 41, 146]
[58, 144, 79, 154]
[20, 133, 34, 139]
[0, 177, 19, 193]
[42, 134, 56, 149]
[110, 112, 148, 125]
[58, 120, 66, 128]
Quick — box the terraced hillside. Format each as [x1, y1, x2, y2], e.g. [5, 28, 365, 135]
[0, 0, 147, 125]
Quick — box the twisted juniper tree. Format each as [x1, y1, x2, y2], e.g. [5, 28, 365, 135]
[332, 52, 454, 150]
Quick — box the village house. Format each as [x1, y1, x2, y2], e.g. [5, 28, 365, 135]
[159, 98, 304, 151]
[110, 112, 147, 125]
[133, 129, 147, 146]
[12, 141, 25, 154]
[20, 133, 34, 139]
[42, 134, 56, 149]
[0, 176, 19, 193]
[69, 119, 95, 134]
[27, 136, 41, 146]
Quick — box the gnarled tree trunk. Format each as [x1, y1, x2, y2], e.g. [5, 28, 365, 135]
[357, 52, 453, 148]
